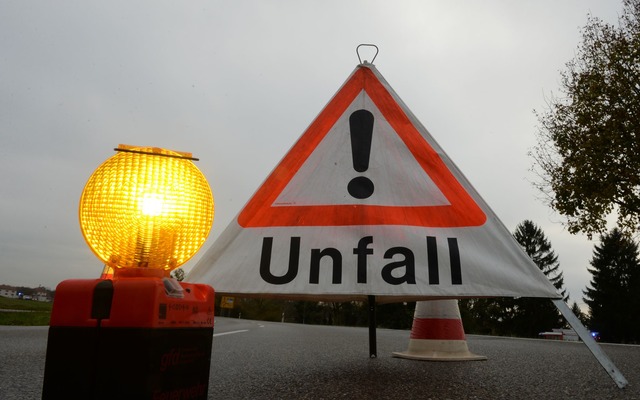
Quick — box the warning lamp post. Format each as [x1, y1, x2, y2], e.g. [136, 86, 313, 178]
[42, 145, 215, 400]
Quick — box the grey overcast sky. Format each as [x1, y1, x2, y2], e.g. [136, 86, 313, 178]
[0, 1, 625, 309]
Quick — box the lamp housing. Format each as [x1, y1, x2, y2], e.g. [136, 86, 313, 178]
[79, 144, 214, 278]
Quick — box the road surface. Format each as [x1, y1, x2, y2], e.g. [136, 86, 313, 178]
[1, 317, 638, 399]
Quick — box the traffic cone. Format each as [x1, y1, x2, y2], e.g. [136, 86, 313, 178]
[392, 299, 486, 361]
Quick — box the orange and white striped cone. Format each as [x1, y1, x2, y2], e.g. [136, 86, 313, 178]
[392, 299, 486, 361]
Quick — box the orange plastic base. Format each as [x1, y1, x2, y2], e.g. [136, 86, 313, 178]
[42, 278, 215, 400]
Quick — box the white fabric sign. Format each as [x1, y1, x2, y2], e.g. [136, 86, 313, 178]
[188, 64, 560, 302]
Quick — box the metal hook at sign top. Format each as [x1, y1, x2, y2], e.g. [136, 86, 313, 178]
[356, 44, 379, 65]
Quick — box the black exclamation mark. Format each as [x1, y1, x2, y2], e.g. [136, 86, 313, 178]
[348, 109, 374, 199]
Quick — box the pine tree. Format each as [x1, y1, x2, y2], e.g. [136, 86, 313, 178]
[505, 220, 568, 337]
[461, 220, 569, 337]
[583, 228, 640, 343]
[570, 301, 588, 326]
[513, 220, 568, 300]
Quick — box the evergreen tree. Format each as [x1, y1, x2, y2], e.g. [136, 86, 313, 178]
[461, 220, 569, 337]
[583, 228, 640, 343]
[376, 302, 415, 329]
[513, 220, 568, 300]
[570, 301, 588, 326]
[507, 221, 568, 337]
[459, 298, 510, 336]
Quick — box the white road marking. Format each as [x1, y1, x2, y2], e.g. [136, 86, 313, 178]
[213, 329, 249, 337]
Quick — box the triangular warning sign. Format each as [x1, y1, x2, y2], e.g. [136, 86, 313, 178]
[188, 64, 560, 302]
[238, 66, 486, 228]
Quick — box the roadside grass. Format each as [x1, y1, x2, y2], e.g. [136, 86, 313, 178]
[0, 296, 52, 326]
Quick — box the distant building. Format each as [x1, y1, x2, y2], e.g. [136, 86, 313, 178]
[539, 328, 580, 342]
[0, 285, 19, 299]
[0, 284, 53, 302]
[33, 289, 50, 302]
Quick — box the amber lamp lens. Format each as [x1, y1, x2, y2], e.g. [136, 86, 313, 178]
[79, 145, 214, 273]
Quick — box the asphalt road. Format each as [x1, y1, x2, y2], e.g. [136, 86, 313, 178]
[2, 318, 639, 399]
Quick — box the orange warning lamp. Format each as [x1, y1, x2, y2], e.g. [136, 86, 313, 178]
[42, 144, 216, 399]
[79, 144, 214, 278]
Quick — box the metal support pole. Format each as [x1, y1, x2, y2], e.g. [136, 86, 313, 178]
[552, 299, 627, 389]
[368, 295, 377, 358]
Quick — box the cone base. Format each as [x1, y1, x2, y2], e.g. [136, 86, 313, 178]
[392, 350, 487, 361]
[392, 339, 487, 361]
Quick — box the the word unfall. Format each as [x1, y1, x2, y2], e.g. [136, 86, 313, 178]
[259, 236, 463, 286]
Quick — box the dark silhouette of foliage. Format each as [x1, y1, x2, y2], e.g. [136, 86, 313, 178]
[216, 297, 415, 329]
[583, 228, 640, 343]
[570, 301, 588, 326]
[461, 221, 568, 337]
[514, 220, 568, 301]
[533, 0, 640, 238]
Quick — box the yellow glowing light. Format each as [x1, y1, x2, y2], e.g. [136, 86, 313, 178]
[140, 194, 165, 217]
[79, 145, 214, 275]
